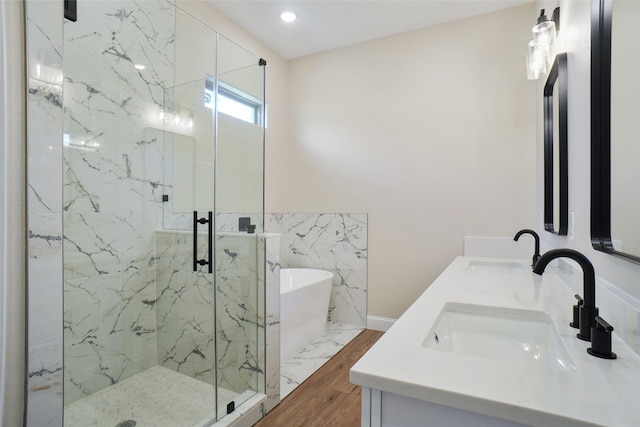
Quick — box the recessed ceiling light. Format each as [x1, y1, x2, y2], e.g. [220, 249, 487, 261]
[280, 11, 296, 22]
[134, 63, 146, 70]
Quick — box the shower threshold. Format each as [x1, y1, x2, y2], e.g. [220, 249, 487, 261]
[64, 365, 264, 427]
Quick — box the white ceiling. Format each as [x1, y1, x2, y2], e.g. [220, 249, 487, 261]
[208, 0, 533, 59]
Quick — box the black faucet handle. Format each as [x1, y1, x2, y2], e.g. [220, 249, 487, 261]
[587, 316, 617, 360]
[594, 316, 613, 332]
[570, 294, 583, 329]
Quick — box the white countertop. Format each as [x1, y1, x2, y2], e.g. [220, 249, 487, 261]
[350, 256, 640, 427]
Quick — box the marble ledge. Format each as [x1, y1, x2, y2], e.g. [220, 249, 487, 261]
[156, 229, 281, 238]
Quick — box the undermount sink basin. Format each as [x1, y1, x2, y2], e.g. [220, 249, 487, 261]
[467, 260, 528, 272]
[423, 303, 576, 373]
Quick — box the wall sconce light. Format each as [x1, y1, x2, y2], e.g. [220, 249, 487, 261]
[527, 8, 560, 80]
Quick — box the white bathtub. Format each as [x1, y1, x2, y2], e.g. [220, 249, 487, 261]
[280, 268, 334, 360]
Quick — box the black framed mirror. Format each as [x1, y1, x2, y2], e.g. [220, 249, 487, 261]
[544, 53, 568, 235]
[591, 0, 640, 264]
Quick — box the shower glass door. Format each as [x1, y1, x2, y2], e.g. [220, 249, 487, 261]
[63, 1, 264, 425]
[214, 34, 265, 419]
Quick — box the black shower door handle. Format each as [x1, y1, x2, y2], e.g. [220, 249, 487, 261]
[193, 211, 213, 273]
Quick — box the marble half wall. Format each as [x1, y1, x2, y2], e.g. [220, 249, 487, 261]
[155, 231, 215, 386]
[259, 234, 281, 412]
[214, 232, 261, 396]
[266, 213, 367, 327]
[155, 230, 281, 411]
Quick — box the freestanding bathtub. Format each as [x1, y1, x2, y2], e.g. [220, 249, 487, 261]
[280, 268, 334, 360]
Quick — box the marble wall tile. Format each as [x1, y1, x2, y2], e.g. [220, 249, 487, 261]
[155, 230, 270, 402]
[260, 234, 281, 413]
[26, 341, 63, 427]
[266, 213, 368, 327]
[264, 214, 286, 262]
[216, 213, 264, 233]
[257, 237, 266, 396]
[61, 0, 176, 405]
[27, 79, 62, 214]
[215, 233, 261, 394]
[162, 212, 264, 233]
[28, 213, 63, 346]
[26, 212, 63, 425]
[64, 265, 158, 404]
[155, 230, 215, 385]
[26, 1, 64, 423]
[26, 0, 63, 84]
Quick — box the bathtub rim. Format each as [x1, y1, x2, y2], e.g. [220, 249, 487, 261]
[279, 268, 334, 294]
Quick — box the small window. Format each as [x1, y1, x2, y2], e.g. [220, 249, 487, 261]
[204, 80, 263, 125]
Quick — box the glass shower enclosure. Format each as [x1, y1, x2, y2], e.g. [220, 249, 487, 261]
[62, 1, 265, 425]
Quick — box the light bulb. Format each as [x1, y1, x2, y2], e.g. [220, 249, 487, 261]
[532, 9, 556, 69]
[280, 11, 296, 22]
[526, 39, 549, 80]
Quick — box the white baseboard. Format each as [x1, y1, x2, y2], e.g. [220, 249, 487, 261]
[367, 315, 396, 332]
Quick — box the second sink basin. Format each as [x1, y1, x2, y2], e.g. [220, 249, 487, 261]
[466, 260, 528, 272]
[423, 303, 576, 373]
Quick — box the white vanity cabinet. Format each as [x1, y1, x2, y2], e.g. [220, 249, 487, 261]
[350, 257, 640, 427]
[360, 387, 527, 427]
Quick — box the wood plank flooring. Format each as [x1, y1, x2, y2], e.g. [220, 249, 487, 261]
[254, 329, 384, 427]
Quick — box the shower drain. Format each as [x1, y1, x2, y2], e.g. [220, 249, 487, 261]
[115, 421, 136, 427]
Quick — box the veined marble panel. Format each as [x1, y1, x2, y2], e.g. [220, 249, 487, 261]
[266, 213, 368, 327]
[217, 213, 263, 233]
[162, 212, 264, 232]
[26, 1, 65, 423]
[28, 79, 62, 214]
[62, 0, 176, 405]
[155, 230, 269, 404]
[259, 234, 281, 413]
[64, 261, 158, 405]
[155, 230, 215, 385]
[215, 233, 262, 395]
[27, 341, 64, 427]
[26, 0, 63, 84]
[28, 213, 63, 346]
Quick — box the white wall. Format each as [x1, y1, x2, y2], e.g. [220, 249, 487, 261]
[1, 1, 25, 425]
[286, 4, 537, 319]
[536, 0, 640, 321]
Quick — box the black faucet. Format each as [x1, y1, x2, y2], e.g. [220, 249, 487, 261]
[533, 248, 599, 342]
[513, 229, 540, 267]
